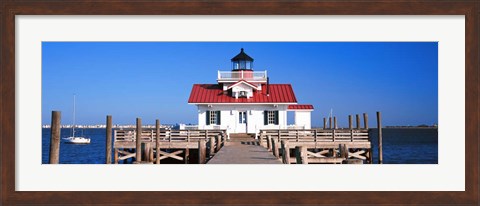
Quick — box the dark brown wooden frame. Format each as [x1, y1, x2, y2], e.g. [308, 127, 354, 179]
[1, 1, 478, 205]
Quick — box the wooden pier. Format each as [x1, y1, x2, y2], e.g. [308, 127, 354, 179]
[259, 129, 372, 164]
[48, 112, 382, 165]
[112, 122, 227, 164]
[207, 139, 282, 164]
[253, 112, 383, 164]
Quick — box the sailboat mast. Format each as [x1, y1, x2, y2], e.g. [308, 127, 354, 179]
[73, 94, 75, 137]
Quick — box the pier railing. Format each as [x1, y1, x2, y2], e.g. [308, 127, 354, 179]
[259, 129, 370, 143]
[259, 129, 373, 164]
[114, 129, 226, 144]
[113, 128, 227, 164]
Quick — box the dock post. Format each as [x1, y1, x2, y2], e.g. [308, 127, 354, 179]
[114, 149, 119, 164]
[377, 111, 383, 164]
[340, 144, 349, 159]
[105, 115, 112, 164]
[209, 136, 215, 156]
[348, 115, 352, 129]
[272, 138, 280, 159]
[198, 139, 206, 164]
[267, 135, 272, 151]
[49, 111, 61, 164]
[155, 119, 160, 164]
[329, 117, 332, 129]
[295, 146, 308, 164]
[215, 135, 222, 152]
[334, 116, 338, 129]
[323, 118, 327, 129]
[281, 140, 290, 164]
[185, 148, 189, 164]
[258, 132, 264, 146]
[356, 114, 361, 129]
[136, 118, 142, 162]
[148, 143, 154, 162]
[363, 113, 369, 129]
[142, 143, 151, 162]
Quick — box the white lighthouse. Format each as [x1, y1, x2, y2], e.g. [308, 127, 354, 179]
[188, 48, 313, 135]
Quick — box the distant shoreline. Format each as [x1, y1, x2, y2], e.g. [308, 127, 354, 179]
[42, 125, 438, 129]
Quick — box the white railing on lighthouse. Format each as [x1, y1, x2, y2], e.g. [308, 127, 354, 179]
[217, 70, 267, 81]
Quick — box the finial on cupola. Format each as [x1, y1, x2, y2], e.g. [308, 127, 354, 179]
[231, 48, 254, 71]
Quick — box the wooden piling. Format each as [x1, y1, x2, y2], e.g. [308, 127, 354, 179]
[356, 114, 361, 129]
[272, 138, 280, 159]
[267, 135, 272, 151]
[281, 140, 290, 164]
[215, 135, 222, 152]
[198, 139, 206, 164]
[377, 111, 383, 164]
[209, 136, 215, 156]
[295, 146, 308, 164]
[348, 115, 352, 129]
[149, 143, 154, 162]
[185, 148, 189, 164]
[136, 118, 142, 162]
[363, 113, 369, 129]
[340, 144, 349, 159]
[142, 142, 151, 162]
[114, 148, 119, 164]
[105, 115, 112, 164]
[329, 117, 332, 129]
[323, 117, 327, 129]
[334, 116, 338, 129]
[155, 119, 160, 164]
[49, 111, 61, 164]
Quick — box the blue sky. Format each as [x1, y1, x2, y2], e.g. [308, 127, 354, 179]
[42, 42, 438, 127]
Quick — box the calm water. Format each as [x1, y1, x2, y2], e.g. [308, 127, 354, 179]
[42, 128, 437, 164]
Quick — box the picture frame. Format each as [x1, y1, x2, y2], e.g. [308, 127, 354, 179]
[1, 1, 478, 205]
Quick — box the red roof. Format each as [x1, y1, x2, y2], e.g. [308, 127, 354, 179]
[188, 84, 297, 104]
[288, 104, 314, 110]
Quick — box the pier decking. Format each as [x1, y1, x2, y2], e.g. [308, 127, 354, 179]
[207, 141, 281, 164]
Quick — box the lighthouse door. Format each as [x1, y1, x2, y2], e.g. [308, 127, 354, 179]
[237, 111, 247, 133]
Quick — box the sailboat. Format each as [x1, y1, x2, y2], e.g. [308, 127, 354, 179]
[63, 95, 91, 144]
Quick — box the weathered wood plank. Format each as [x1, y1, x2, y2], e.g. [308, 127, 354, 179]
[158, 150, 184, 161]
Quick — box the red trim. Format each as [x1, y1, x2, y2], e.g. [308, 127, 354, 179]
[288, 104, 314, 110]
[188, 84, 297, 103]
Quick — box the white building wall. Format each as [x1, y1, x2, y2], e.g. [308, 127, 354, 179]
[294, 111, 312, 129]
[196, 104, 289, 134]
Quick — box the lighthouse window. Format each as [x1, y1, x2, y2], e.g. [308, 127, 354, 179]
[239, 91, 247, 97]
[267, 111, 276, 125]
[206, 110, 221, 125]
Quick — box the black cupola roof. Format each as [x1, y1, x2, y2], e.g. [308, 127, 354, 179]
[231, 48, 254, 62]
